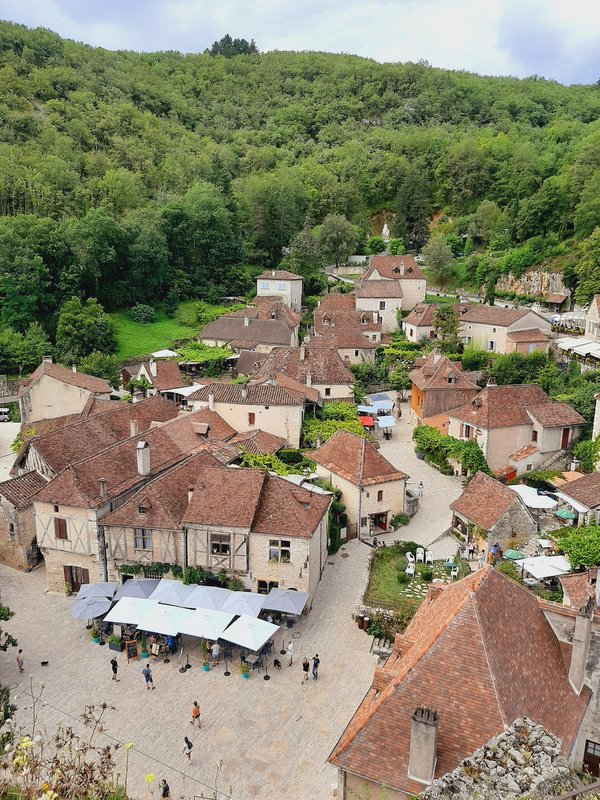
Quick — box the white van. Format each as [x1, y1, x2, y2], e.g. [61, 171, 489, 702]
[0, 408, 10, 422]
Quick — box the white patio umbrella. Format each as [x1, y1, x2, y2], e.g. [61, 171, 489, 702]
[220, 591, 265, 618]
[376, 416, 396, 429]
[178, 608, 235, 641]
[262, 588, 308, 615]
[221, 615, 279, 651]
[509, 485, 558, 509]
[149, 578, 193, 607]
[136, 602, 193, 636]
[104, 597, 154, 626]
[184, 585, 232, 610]
[75, 582, 117, 600]
[113, 578, 160, 601]
[70, 596, 113, 620]
[514, 555, 571, 580]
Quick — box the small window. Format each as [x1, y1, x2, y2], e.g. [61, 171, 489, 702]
[355, 350, 359, 357]
[492, 327, 496, 333]
[379, 301, 386, 310]
[360, 517, 368, 527]
[468, 325, 472, 330]
[138, 504, 148, 514]
[257, 579, 278, 594]
[488, 341, 496, 352]
[53, 504, 59, 513]
[54, 518, 67, 540]
[377, 490, 383, 502]
[260, 281, 269, 289]
[324, 387, 331, 397]
[248, 412, 256, 425]
[211, 534, 230, 555]
[134, 528, 152, 550]
[268, 539, 291, 563]
[532, 429, 538, 443]
[278, 282, 287, 291]
[586, 740, 600, 757]
[8, 523, 14, 535]
[526, 464, 533, 471]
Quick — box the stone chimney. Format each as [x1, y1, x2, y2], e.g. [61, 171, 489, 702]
[42, 355, 53, 364]
[208, 391, 215, 411]
[306, 371, 312, 388]
[136, 441, 151, 476]
[98, 477, 107, 498]
[299, 345, 306, 362]
[130, 419, 139, 437]
[408, 707, 439, 785]
[149, 359, 157, 377]
[241, 385, 248, 401]
[72, 364, 77, 373]
[187, 485, 194, 504]
[244, 315, 250, 327]
[569, 596, 594, 694]
[432, 351, 441, 364]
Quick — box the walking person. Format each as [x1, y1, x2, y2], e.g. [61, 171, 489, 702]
[468, 541, 476, 560]
[190, 700, 201, 727]
[183, 736, 193, 763]
[110, 657, 119, 682]
[160, 779, 170, 799]
[302, 657, 310, 682]
[16, 649, 24, 673]
[478, 549, 485, 569]
[312, 654, 320, 680]
[418, 481, 424, 499]
[287, 641, 294, 667]
[211, 641, 220, 663]
[142, 664, 155, 690]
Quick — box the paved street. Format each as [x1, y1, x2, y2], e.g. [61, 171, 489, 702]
[0, 409, 463, 800]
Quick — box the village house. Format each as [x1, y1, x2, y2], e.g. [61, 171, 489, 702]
[450, 470, 536, 553]
[198, 313, 298, 353]
[255, 270, 303, 312]
[18, 357, 113, 425]
[560, 569, 600, 611]
[555, 472, 600, 526]
[401, 303, 436, 343]
[457, 304, 552, 354]
[355, 280, 404, 333]
[0, 471, 48, 571]
[101, 462, 330, 604]
[361, 254, 427, 308]
[235, 350, 269, 377]
[409, 351, 480, 424]
[447, 383, 585, 475]
[251, 337, 355, 401]
[186, 382, 306, 448]
[120, 359, 186, 397]
[329, 567, 592, 799]
[585, 295, 600, 341]
[308, 429, 408, 536]
[313, 294, 380, 364]
[31, 408, 238, 591]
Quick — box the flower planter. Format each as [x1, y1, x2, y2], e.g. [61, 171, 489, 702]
[202, 663, 210, 672]
[242, 672, 249, 680]
[141, 651, 149, 659]
[108, 641, 125, 652]
[92, 637, 101, 645]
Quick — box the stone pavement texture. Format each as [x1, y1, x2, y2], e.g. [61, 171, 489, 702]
[0, 406, 464, 800]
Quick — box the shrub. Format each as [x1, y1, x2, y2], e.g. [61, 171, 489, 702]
[420, 567, 433, 582]
[497, 561, 520, 582]
[227, 576, 245, 591]
[395, 540, 419, 556]
[397, 571, 409, 585]
[128, 303, 156, 323]
[391, 512, 410, 528]
[367, 236, 386, 254]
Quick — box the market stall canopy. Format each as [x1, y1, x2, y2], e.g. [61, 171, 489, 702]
[70, 596, 113, 620]
[220, 591, 265, 618]
[359, 415, 375, 428]
[149, 578, 193, 607]
[376, 416, 396, 429]
[136, 602, 193, 636]
[178, 608, 235, 641]
[169, 384, 205, 397]
[75, 582, 116, 600]
[503, 549, 524, 561]
[357, 405, 374, 415]
[509, 485, 558, 509]
[221, 615, 279, 651]
[514, 555, 571, 580]
[113, 578, 160, 601]
[184, 585, 232, 611]
[104, 597, 154, 626]
[151, 349, 180, 359]
[368, 392, 392, 403]
[372, 400, 394, 412]
[262, 588, 308, 615]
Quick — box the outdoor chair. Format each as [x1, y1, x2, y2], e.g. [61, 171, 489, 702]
[451, 566, 459, 579]
[425, 550, 434, 565]
[416, 547, 425, 563]
[251, 657, 263, 671]
[443, 557, 456, 569]
[223, 647, 233, 660]
[406, 552, 415, 564]
[405, 563, 416, 578]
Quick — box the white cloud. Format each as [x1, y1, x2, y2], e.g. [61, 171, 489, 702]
[1, 0, 599, 83]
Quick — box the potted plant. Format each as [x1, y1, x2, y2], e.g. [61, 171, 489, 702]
[240, 662, 250, 680]
[140, 634, 149, 659]
[108, 635, 124, 652]
[200, 640, 210, 671]
[90, 629, 101, 645]
[64, 582, 72, 597]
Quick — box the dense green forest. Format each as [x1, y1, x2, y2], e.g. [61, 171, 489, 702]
[2, 20, 600, 366]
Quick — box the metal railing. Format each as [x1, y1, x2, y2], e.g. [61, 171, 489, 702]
[556, 779, 600, 799]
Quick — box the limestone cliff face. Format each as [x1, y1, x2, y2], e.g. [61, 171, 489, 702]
[495, 269, 569, 298]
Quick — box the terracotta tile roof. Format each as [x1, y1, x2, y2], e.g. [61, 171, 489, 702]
[510, 443, 540, 461]
[151, 361, 186, 391]
[558, 471, 600, 508]
[329, 567, 590, 794]
[101, 451, 224, 529]
[402, 303, 436, 327]
[316, 294, 356, 313]
[355, 279, 403, 299]
[507, 328, 551, 343]
[526, 402, 585, 428]
[308, 429, 408, 486]
[410, 351, 478, 392]
[21, 412, 85, 439]
[188, 382, 305, 406]
[270, 372, 320, 404]
[183, 467, 265, 527]
[235, 350, 269, 376]
[450, 471, 518, 530]
[546, 293, 569, 304]
[230, 429, 286, 455]
[256, 270, 303, 281]
[18, 361, 112, 398]
[365, 254, 425, 281]
[228, 297, 301, 330]
[0, 470, 48, 509]
[176, 408, 236, 442]
[251, 339, 354, 387]
[34, 409, 235, 508]
[320, 327, 378, 350]
[23, 395, 179, 476]
[199, 315, 294, 347]
[457, 304, 530, 326]
[448, 384, 553, 429]
[559, 570, 598, 609]
[422, 413, 450, 434]
[250, 473, 330, 538]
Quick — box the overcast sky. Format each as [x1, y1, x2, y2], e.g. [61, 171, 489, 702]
[1, 0, 599, 85]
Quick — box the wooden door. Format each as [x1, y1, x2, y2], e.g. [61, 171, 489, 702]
[584, 740, 600, 777]
[64, 566, 90, 592]
[561, 427, 570, 449]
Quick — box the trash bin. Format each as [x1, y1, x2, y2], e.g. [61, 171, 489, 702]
[357, 614, 365, 630]
[363, 617, 370, 632]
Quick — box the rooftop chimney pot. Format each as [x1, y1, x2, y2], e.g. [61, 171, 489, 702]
[408, 707, 440, 785]
[42, 355, 53, 364]
[72, 364, 77, 373]
[98, 477, 107, 498]
[136, 441, 151, 476]
[208, 390, 215, 411]
[130, 419, 139, 437]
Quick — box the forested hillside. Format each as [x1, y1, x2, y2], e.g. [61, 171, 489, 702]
[2, 21, 600, 355]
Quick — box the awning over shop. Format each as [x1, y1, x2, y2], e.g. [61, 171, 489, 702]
[359, 415, 375, 428]
[513, 555, 571, 580]
[70, 596, 113, 620]
[184, 586, 232, 611]
[178, 608, 235, 641]
[357, 405, 373, 415]
[168, 384, 205, 397]
[221, 616, 279, 652]
[149, 578, 194, 606]
[104, 597, 154, 626]
[372, 400, 394, 412]
[75, 582, 116, 600]
[509, 485, 557, 509]
[262, 588, 308, 615]
[376, 416, 397, 429]
[220, 591, 265, 618]
[136, 602, 193, 636]
[113, 579, 160, 601]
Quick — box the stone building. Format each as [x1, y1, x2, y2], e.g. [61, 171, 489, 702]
[255, 270, 303, 312]
[355, 255, 427, 331]
[409, 351, 479, 424]
[457, 305, 551, 355]
[0, 471, 47, 571]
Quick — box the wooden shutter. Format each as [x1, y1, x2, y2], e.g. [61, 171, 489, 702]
[63, 565, 71, 584]
[54, 518, 67, 539]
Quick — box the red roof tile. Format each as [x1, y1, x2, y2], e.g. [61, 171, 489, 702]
[510, 443, 540, 461]
[450, 471, 521, 530]
[228, 297, 301, 330]
[355, 279, 403, 299]
[402, 303, 436, 327]
[188, 382, 304, 406]
[308, 429, 408, 486]
[0, 470, 48, 509]
[558, 472, 600, 508]
[18, 361, 112, 398]
[410, 351, 478, 392]
[507, 328, 551, 343]
[365, 255, 425, 281]
[449, 384, 555, 429]
[251, 338, 354, 387]
[256, 270, 303, 281]
[526, 402, 585, 428]
[457, 305, 531, 326]
[230, 429, 286, 455]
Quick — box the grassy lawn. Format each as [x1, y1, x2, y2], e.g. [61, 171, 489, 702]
[425, 293, 459, 305]
[364, 544, 470, 612]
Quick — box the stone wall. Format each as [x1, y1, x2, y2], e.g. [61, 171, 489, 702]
[422, 717, 583, 800]
[0, 375, 19, 398]
[495, 269, 569, 300]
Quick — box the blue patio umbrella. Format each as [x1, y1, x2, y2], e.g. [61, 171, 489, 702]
[70, 596, 112, 620]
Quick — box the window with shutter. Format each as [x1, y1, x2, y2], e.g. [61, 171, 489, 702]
[54, 518, 68, 540]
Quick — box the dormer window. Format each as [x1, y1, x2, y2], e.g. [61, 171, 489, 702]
[407, 267, 413, 274]
[361, 315, 369, 324]
[393, 267, 401, 274]
[139, 504, 148, 514]
[447, 374, 456, 384]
